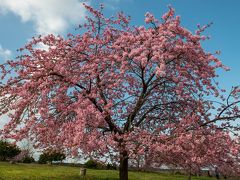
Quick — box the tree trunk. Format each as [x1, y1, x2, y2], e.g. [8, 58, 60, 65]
[188, 173, 192, 180]
[137, 155, 140, 171]
[119, 150, 128, 180]
[188, 169, 192, 180]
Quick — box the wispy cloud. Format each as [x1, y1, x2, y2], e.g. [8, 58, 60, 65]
[0, 0, 89, 35]
[104, 0, 120, 10]
[0, 45, 12, 61]
[103, 0, 132, 10]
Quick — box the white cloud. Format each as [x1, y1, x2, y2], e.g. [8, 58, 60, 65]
[103, 0, 132, 10]
[35, 42, 50, 51]
[0, 0, 88, 35]
[0, 45, 12, 61]
[104, 0, 120, 10]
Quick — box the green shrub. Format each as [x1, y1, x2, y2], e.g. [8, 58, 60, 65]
[106, 163, 117, 170]
[84, 159, 98, 169]
[84, 159, 108, 169]
[38, 150, 66, 164]
[22, 156, 35, 163]
[38, 153, 48, 164]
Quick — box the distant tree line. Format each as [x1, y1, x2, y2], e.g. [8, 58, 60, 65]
[0, 139, 66, 164]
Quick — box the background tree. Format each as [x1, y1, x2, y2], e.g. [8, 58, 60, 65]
[0, 140, 21, 161]
[12, 136, 36, 163]
[38, 149, 65, 164]
[11, 149, 35, 163]
[0, 4, 240, 180]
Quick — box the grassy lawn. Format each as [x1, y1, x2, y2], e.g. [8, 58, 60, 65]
[0, 161, 213, 180]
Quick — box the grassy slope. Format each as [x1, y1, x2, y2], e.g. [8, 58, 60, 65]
[0, 162, 213, 180]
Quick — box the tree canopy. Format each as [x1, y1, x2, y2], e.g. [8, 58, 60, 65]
[0, 140, 21, 161]
[0, 4, 239, 180]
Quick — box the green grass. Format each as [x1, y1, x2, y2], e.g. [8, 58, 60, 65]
[0, 161, 213, 180]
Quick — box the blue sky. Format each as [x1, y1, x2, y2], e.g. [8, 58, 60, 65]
[0, 0, 239, 90]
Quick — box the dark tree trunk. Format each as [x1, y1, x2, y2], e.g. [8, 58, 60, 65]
[137, 156, 140, 171]
[188, 174, 191, 180]
[119, 150, 128, 180]
[188, 169, 192, 180]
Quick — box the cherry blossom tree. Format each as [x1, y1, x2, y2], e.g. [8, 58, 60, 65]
[0, 4, 240, 180]
[145, 117, 240, 179]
